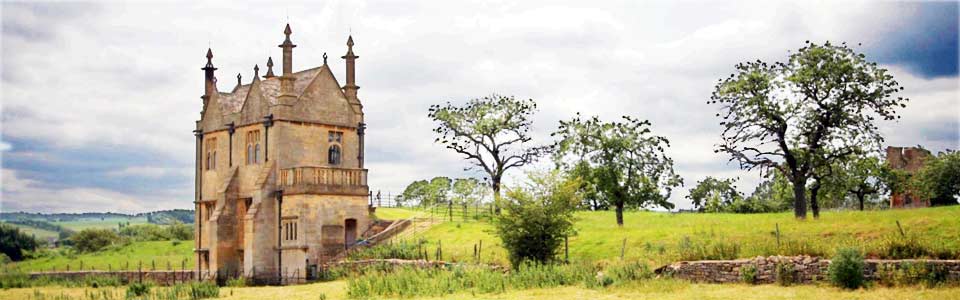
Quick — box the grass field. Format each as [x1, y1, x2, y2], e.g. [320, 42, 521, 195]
[4, 279, 959, 300]
[409, 206, 960, 265]
[3, 223, 60, 242]
[52, 216, 150, 232]
[373, 207, 426, 221]
[6, 241, 194, 273]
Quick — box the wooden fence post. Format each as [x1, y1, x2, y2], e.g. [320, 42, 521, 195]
[896, 220, 906, 238]
[620, 238, 626, 260]
[564, 235, 569, 263]
[138, 261, 143, 283]
[775, 223, 781, 248]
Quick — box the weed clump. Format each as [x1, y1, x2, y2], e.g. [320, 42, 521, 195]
[828, 248, 865, 289]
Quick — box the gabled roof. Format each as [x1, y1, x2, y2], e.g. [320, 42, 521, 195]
[217, 67, 325, 114]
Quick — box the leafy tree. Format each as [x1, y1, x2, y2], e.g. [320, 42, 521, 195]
[426, 176, 453, 206]
[429, 95, 549, 214]
[400, 180, 430, 206]
[0, 223, 39, 261]
[686, 177, 742, 212]
[495, 170, 580, 267]
[711, 41, 907, 219]
[71, 228, 120, 253]
[452, 177, 485, 206]
[822, 156, 889, 210]
[913, 150, 960, 206]
[553, 114, 682, 226]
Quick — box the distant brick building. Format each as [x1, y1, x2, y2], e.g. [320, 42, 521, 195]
[194, 24, 370, 281]
[886, 146, 932, 208]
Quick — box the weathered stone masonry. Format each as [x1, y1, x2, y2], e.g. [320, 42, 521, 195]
[657, 256, 960, 284]
[194, 23, 372, 282]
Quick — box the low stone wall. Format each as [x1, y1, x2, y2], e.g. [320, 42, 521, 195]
[29, 270, 194, 286]
[656, 256, 960, 284]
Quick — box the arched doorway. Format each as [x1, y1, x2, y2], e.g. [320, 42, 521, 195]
[344, 218, 357, 249]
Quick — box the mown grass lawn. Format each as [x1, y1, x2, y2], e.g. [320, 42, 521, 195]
[7, 241, 194, 273]
[413, 206, 960, 265]
[5, 279, 960, 300]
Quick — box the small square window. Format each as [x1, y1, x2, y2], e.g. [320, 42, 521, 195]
[328, 131, 343, 143]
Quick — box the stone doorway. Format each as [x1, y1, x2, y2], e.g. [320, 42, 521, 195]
[344, 218, 357, 248]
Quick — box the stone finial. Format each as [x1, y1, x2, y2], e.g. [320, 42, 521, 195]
[203, 48, 216, 70]
[264, 57, 276, 78]
[253, 64, 260, 78]
[323, 52, 328, 65]
[236, 73, 242, 86]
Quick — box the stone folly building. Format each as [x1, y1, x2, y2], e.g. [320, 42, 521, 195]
[193, 24, 370, 280]
[886, 146, 932, 208]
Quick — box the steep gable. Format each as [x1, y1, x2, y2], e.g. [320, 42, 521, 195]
[289, 65, 357, 126]
[239, 78, 268, 125]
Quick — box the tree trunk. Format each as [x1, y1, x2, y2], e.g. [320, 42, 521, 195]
[809, 182, 820, 219]
[615, 201, 624, 227]
[857, 192, 866, 211]
[492, 179, 502, 215]
[792, 176, 808, 219]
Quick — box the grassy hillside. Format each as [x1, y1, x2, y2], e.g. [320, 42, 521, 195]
[53, 217, 150, 232]
[2, 222, 60, 242]
[410, 206, 960, 265]
[7, 241, 194, 272]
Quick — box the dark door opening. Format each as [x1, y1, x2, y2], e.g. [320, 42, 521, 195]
[344, 219, 357, 249]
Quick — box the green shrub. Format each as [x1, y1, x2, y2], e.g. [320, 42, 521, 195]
[0, 272, 30, 289]
[828, 248, 865, 289]
[226, 276, 246, 287]
[126, 282, 151, 297]
[880, 236, 930, 259]
[0, 223, 40, 261]
[495, 171, 580, 267]
[876, 261, 949, 287]
[71, 228, 120, 253]
[739, 264, 758, 284]
[606, 261, 652, 284]
[775, 262, 796, 286]
[189, 281, 220, 299]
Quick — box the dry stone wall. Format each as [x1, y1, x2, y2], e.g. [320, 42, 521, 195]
[656, 256, 960, 284]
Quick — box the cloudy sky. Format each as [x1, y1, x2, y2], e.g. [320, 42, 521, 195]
[1, 1, 957, 213]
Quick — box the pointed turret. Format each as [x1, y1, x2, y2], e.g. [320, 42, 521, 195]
[278, 23, 297, 76]
[277, 24, 297, 104]
[201, 48, 218, 110]
[342, 35, 360, 102]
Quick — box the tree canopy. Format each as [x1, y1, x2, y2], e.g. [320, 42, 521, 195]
[687, 177, 742, 212]
[711, 41, 907, 219]
[428, 94, 549, 213]
[552, 114, 682, 226]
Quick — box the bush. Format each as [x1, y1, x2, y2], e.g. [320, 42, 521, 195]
[226, 276, 246, 287]
[189, 281, 220, 299]
[828, 248, 865, 289]
[739, 264, 758, 284]
[495, 171, 580, 267]
[71, 228, 120, 253]
[876, 261, 949, 287]
[775, 262, 797, 286]
[126, 282, 151, 297]
[0, 223, 39, 261]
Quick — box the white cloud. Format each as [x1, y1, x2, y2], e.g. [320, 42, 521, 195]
[1, 1, 956, 212]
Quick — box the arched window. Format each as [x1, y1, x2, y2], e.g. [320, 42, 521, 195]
[246, 130, 261, 165]
[328, 145, 341, 165]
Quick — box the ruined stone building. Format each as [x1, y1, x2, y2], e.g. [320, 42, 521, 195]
[886, 146, 932, 208]
[193, 24, 370, 279]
